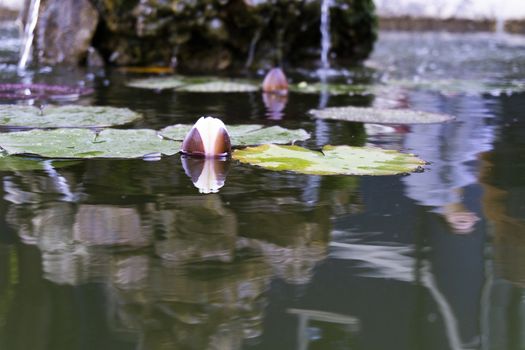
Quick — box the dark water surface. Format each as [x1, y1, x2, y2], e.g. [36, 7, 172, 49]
[1, 25, 525, 349]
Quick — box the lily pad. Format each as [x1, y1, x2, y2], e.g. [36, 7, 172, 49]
[127, 76, 259, 93]
[160, 124, 310, 146]
[290, 81, 371, 95]
[177, 81, 259, 93]
[309, 106, 454, 124]
[0, 128, 181, 159]
[0, 154, 78, 171]
[127, 76, 187, 90]
[0, 105, 142, 128]
[233, 144, 426, 175]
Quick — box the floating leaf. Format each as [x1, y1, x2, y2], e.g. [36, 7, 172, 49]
[127, 76, 259, 93]
[309, 106, 454, 124]
[0, 154, 78, 171]
[177, 81, 259, 93]
[0, 105, 142, 128]
[231, 126, 310, 146]
[233, 144, 426, 175]
[127, 76, 187, 89]
[0, 128, 181, 159]
[291, 81, 371, 95]
[160, 124, 310, 146]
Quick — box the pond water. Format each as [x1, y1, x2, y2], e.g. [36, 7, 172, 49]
[1, 22, 525, 349]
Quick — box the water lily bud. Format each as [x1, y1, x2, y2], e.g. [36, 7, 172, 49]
[182, 157, 229, 194]
[262, 67, 288, 95]
[181, 116, 231, 158]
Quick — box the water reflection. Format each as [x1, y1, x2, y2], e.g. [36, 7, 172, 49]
[480, 95, 525, 287]
[181, 157, 230, 194]
[153, 194, 237, 264]
[0, 159, 363, 348]
[401, 90, 496, 233]
[262, 92, 288, 120]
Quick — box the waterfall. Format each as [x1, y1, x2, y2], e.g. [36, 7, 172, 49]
[18, 0, 41, 70]
[320, 0, 332, 71]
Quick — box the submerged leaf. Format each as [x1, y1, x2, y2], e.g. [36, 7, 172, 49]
[0, 105, 142, 128]
[233, 144, 426, 175]
[160, 124, 309, 146]
[309, 106, 454, 124]
[0, 129, 181, 159]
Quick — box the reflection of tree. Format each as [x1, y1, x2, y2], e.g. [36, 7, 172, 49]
[226, 172, 360, 284]
[107, 256, 272, 349]
[478, 92, 525, 347]
[482, 180, 525, 285]
[1, 158, 362, 347]
[153, 195, 237, 264]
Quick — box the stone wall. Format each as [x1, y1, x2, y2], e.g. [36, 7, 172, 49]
[22, 0, 377, 71]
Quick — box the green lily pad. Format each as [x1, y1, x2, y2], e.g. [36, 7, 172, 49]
[0, 105, 142, 128]
[290, 81, 371, 95]
[127, 76, 259, 93]
[233, 144, 426, 175]
[309, 106, 454, 124]
[0, 128, 181, 159]
[127, 76, 187, 90]
[160, 124, 310, 146]
[178, 81, 259, 93]
[0, 154, 78, 171]
[389, 79, 525, 96]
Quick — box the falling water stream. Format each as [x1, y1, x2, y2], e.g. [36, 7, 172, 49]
[18, 0, 40, 70]
[320, 0, 332, 72]
[316, 0, 332, 146]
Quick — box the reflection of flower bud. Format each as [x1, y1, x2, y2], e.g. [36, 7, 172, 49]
[181, 116, 231, 158]
[262, 92, 288, 120]
[262, 68, 288, 95]
[182, 157, 230, 194]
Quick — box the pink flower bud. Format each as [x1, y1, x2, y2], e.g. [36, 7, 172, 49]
[262, 67, 288, 95]
[181, 116, 232, 158]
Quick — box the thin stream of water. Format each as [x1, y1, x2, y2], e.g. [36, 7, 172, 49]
[18, 0, 40, 71]
[320, 0, 332, 72]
